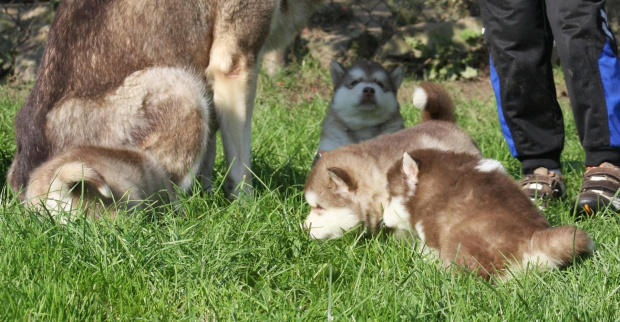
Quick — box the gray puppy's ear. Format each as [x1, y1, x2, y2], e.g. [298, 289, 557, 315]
[389, 65, 404, 90]
[329, 60, 346, 87]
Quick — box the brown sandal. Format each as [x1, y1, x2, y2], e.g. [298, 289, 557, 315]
[520, 167, 566, 207]
[577, 162, 620, 214]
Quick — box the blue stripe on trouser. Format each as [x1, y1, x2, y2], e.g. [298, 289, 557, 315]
[599, 40, 620, 147]
[490, 57, 518, 157]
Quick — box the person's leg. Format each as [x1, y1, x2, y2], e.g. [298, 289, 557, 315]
[546, 0, 620, 213]
[480, 0, 566, 203]
[480, 0, 565, 174]
[546, 0, 620, 166]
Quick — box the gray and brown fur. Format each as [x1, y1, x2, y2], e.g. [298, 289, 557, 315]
[23, 67, 209, 218]
[385, 149, 593, 280]
[317, 60, 404, 152]
[8, 0, 322, 214]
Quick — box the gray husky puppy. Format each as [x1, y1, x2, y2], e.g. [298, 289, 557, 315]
[317, 60, 405, 152]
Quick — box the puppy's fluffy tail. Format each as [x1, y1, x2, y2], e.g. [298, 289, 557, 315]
[525, 225, 594, 270]
[413, 82, 456, 123]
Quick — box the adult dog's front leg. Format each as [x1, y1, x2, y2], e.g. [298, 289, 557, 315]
[207, 42, 258, 198]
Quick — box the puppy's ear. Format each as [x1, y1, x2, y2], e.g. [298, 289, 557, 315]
[329, 60, 346, 87]
[389, 65, 404, 90]
[327, 167, 357, 194]
[402, 152, 419, 188]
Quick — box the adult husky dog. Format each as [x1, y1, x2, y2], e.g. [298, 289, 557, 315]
[8, 0, 322, 216]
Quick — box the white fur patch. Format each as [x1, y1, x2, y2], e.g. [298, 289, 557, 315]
[304, 207, 361, 239]
[305, 191, 319, 207]
[348, 69, 366, 80]
[414, 221, 426, 242]
[474, 158, 506, 173]
[412, 86, 428, 110]
[383, 196, 413, 236]
[371, 71, 389, 84]
[521, 251, 562, 270]
[331, 84, 399, 131]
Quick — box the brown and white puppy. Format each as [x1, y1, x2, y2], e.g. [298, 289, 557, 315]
[383, 150, 593, 280]
[303, 83, 481, 239]
[8, 0, 323, 215]
[317, 60, 405, 152]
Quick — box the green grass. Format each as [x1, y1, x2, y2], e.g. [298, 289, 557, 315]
[1, 61, 619, 320]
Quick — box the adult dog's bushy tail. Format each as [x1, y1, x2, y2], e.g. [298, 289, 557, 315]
[413, 82, 456, 123]
[25, 146, 174, 219]
[526, 225, 594, 269]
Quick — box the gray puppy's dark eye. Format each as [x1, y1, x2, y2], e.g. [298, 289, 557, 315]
[376, 81, 384, 89]
[351, 80, 359, 86]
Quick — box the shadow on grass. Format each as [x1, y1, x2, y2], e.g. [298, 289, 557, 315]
[0, 149, 12, 187]
[249, 146, 313, 196]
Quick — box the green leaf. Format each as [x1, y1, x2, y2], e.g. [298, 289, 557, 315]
[460, 66, 478, 79]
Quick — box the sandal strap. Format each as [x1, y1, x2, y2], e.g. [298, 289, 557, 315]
[583, 167, 620, 183]
[578, 164, 620, 214]
[580, 180, 620, 194]
[521, 173, 557, 186]
[580, 165, 620, 194]
[520, 172, 565, 199]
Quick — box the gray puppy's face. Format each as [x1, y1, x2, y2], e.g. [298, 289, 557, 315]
[329, 60, 403, 129]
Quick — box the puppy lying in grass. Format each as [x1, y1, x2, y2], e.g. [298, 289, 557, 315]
[383, 149, 593, 280]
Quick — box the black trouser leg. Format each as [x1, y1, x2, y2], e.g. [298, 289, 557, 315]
[480, 0, 565, 174]
[545, 0, 620, 167]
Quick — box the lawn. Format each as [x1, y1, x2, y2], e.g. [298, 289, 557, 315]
[0, 60, 619, 320]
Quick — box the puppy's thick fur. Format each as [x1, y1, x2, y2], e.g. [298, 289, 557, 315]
[384, 150, 593, 280]
[304, 83, 481, 239]
[8, 0, 322, 215]
[317, 60, 404, 152]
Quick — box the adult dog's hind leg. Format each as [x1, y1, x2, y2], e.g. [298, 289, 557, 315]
[133, 68, 210, 191]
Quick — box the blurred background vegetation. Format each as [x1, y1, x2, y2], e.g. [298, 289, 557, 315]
[1, 0, 619, 83]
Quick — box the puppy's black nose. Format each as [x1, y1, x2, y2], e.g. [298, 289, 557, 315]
[363, 87, 375, 96]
